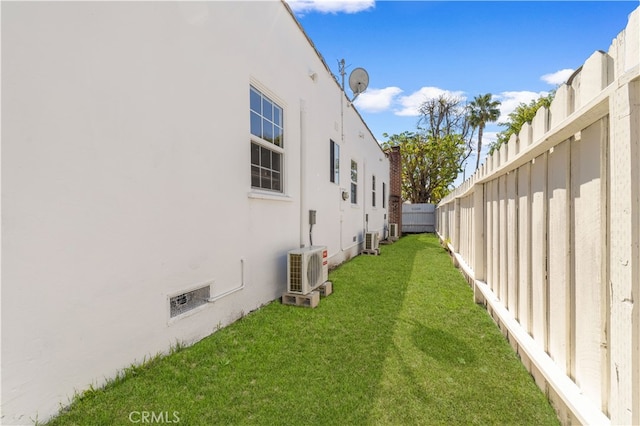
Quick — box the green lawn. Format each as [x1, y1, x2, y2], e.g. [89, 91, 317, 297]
[46, 234, 559, 425]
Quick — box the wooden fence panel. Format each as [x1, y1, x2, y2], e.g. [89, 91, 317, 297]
[434, 10, 639, 422]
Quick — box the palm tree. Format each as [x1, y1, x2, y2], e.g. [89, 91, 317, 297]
[468, 94, 501, 170]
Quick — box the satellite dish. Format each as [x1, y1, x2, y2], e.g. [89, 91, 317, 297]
[348, 67, 369, 100]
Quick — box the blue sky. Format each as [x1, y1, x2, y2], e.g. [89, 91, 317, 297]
[286, 0, 638, 182]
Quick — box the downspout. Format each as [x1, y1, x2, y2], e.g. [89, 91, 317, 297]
[363, 159, 367, 236]
[300, 99, 306, 248]
[339, 60, 346, 252]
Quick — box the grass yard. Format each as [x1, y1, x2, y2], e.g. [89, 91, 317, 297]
[46, 234, 559, 425]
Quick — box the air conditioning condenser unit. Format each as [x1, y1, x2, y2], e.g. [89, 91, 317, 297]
[287, 246, 328, 295]
[364, 232, 380, 253]
[389, 223, 399, 241]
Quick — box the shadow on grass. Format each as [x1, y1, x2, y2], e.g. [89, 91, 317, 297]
[45, 235, 423, 426]
[46, 234, 558, 425]
[412, 324, 478, 365]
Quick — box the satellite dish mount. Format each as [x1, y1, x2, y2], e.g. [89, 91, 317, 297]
[338, 59, 369, 104]
[348, 67, 369, 102]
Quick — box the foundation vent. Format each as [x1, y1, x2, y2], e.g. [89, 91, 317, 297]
[170, 285, 210, 318]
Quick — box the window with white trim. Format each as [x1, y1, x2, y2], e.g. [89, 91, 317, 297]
[372, 175, 376, 207]
[330, 140, 340, 183]
[350, 160, 357, 204]
[250, 86, 283, 192]
[382, 182, 387, 208]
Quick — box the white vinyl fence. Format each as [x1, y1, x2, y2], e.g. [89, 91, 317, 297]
[437, 8, 639, 425]
[402, 203, 435, 233]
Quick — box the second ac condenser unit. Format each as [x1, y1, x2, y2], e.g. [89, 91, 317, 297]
[389, 223, 399, 240]
[364, 232, 379, 251]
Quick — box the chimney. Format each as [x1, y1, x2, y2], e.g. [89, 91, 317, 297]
[388, 146, 402, 236]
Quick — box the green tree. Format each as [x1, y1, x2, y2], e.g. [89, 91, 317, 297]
[382, 131, 466, 204]
[468, 94, 501, 170]
[491, 92, 555, 154]
[382, 94, 474, 204]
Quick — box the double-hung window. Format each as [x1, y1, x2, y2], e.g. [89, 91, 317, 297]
[250, 86, 283, 192]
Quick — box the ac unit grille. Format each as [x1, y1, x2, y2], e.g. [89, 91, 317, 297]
[289, 253, 303, 293]
[365, 232, 379, 250]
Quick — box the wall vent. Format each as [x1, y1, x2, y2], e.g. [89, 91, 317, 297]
[169, 285, 210, 318]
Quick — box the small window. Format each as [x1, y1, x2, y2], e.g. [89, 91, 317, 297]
[382, 182, 387, 208]
[350, 160, 358, 204]
[250, 86, 284, 193]
[372, 175, 376, 207]
[330, 140, 340, 183]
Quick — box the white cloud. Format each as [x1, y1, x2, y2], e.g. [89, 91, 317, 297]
[541, 68, 574, 85]
[495, 90, 548, 123]
[286, 0, 375, 14]
[395, 87, 466, 117]
[353, 87, 403, 113]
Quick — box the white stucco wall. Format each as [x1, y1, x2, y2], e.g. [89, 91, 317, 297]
[1, 2, 389, 423]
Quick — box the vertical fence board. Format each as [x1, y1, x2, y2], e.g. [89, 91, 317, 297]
[547, 140, 571, 374]
[486, 183, 493, 287]
[492, 179, 500, 294]
[572, 119, 605, 406]
[473, 185, 485, 283]
[507, 171, 518, 315]
[517, 162, 532, 332]
[531, 153, 547, 348]
[499, 175, 508, 304]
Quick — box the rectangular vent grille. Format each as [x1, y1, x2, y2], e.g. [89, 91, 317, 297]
[289, 253, 303, 293]
[170, 285, 210, 318]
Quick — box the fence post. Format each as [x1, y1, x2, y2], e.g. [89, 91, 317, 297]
[608, 79, 639, 425]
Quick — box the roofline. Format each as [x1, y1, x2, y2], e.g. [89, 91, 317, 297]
[280, 0, 387, 156]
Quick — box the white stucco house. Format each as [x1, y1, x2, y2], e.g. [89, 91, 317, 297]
[1, 2, 396, 423]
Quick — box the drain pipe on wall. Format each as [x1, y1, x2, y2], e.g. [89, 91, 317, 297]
[363, 158, 367, 236]
[207, 258, 246, 302]
[299, 98, 307, 248]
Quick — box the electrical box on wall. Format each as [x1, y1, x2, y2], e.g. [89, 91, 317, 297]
[309, 210, 316, 225]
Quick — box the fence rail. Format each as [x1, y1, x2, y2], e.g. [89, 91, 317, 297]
[436, 8, 639, 425]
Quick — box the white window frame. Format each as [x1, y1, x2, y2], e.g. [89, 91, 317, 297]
[330, 139, 340, 184]
[372, 175, 376, 208]
[350, 160, 358, 204]
[250, 84, 285, 194]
